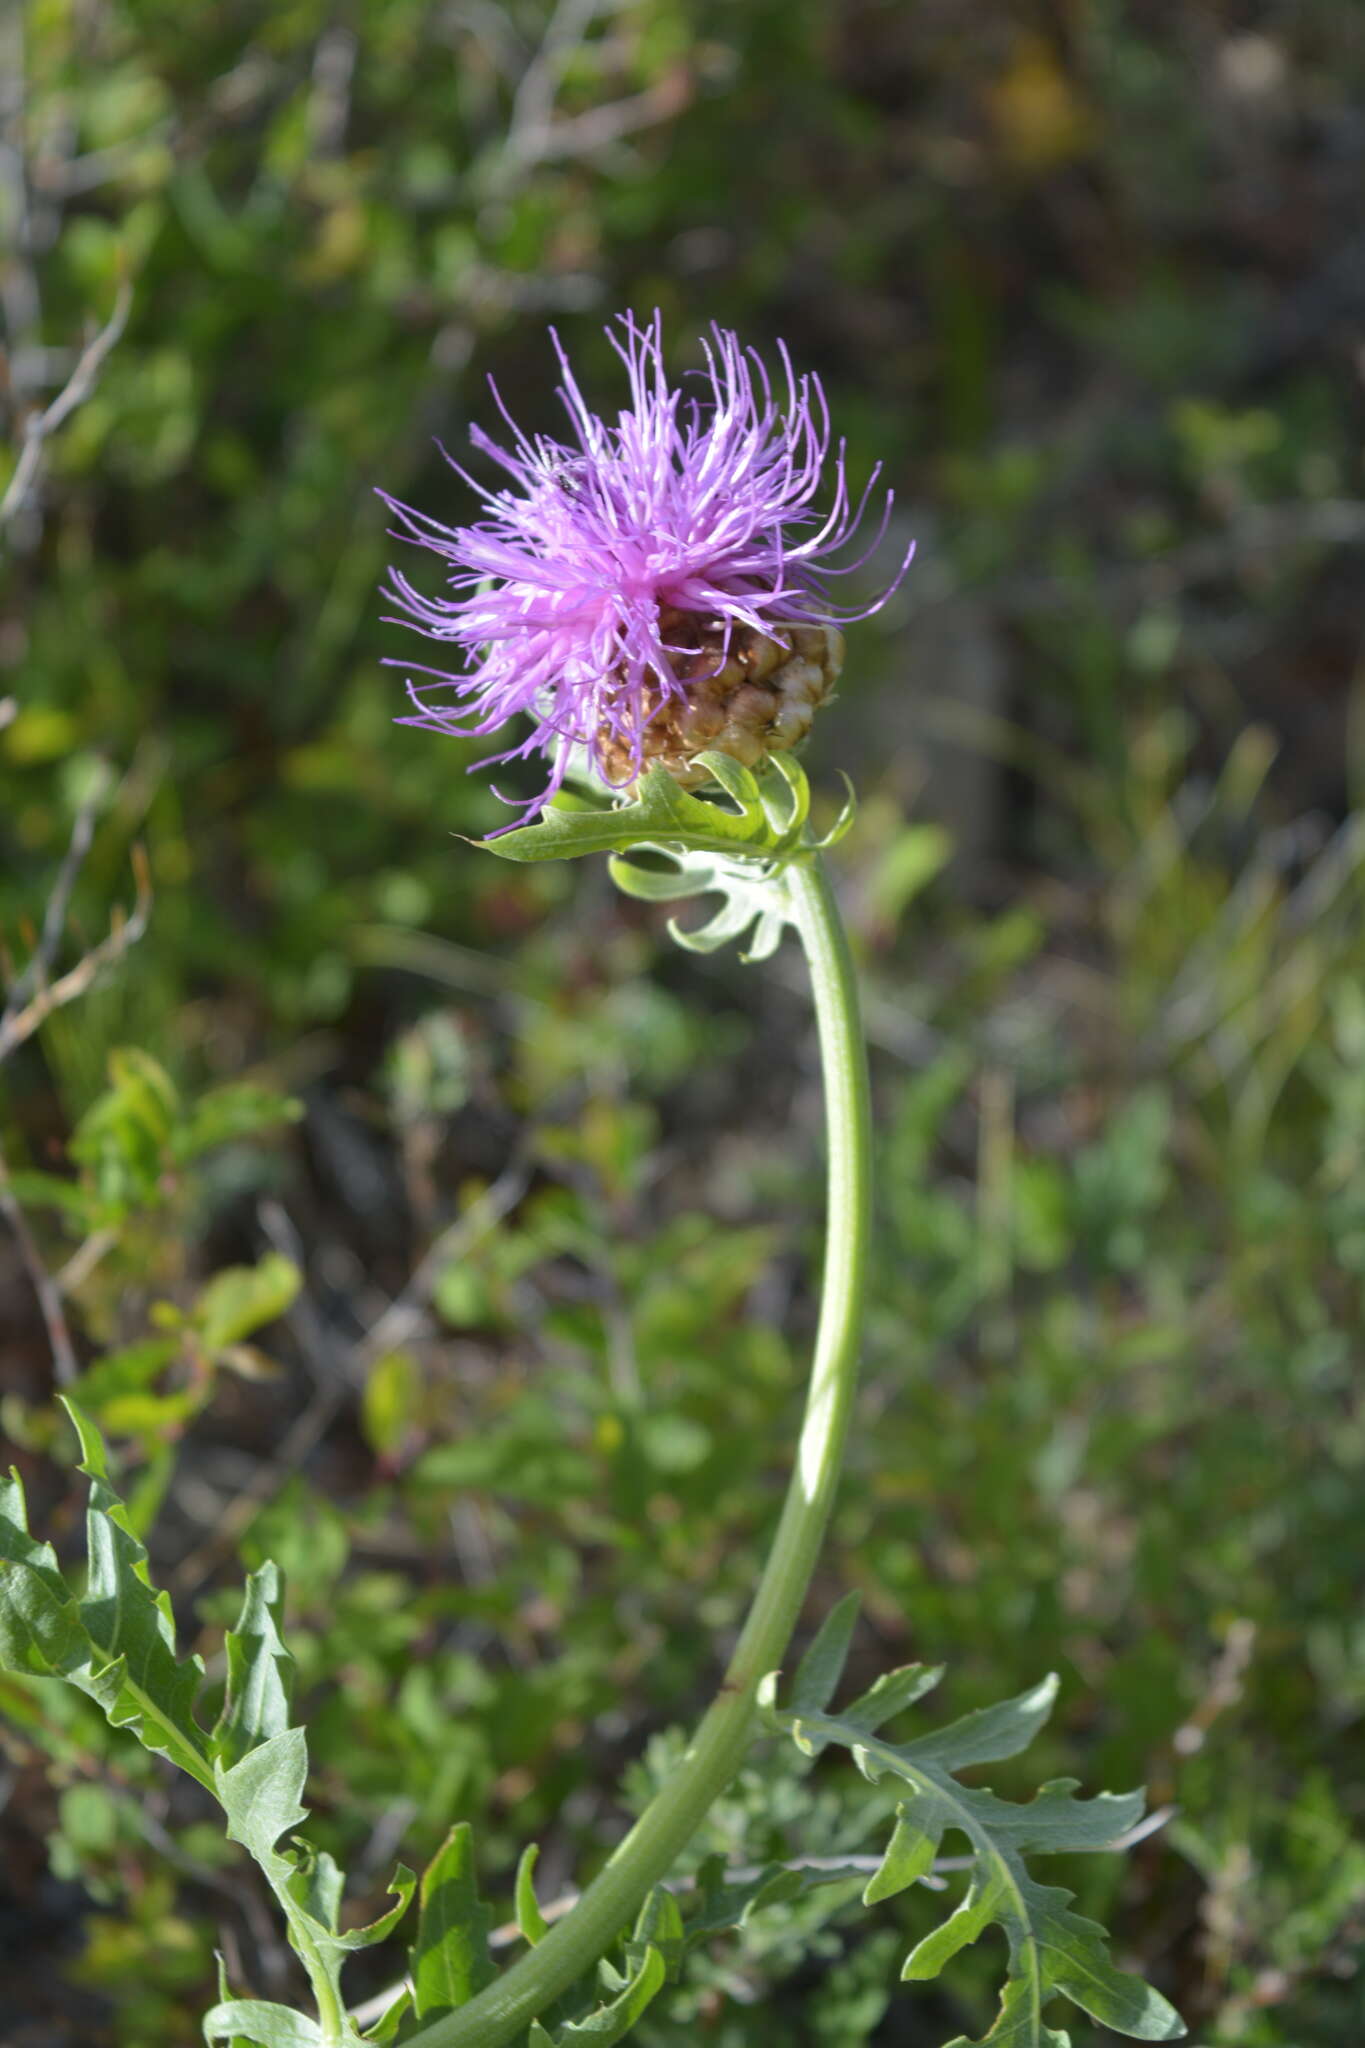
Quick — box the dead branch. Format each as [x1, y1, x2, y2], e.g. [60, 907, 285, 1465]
[0, 1129, 79, 1385]
[0, 840, 152, 1067]
[0, 272, 133, 535]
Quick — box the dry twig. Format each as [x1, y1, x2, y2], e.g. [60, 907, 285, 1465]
[0, 273, 133, 534]
[0, 812, 152, 1386]
[0, 840, 152, 1067]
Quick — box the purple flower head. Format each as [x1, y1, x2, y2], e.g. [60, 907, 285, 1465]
[381, 312, 911, 819]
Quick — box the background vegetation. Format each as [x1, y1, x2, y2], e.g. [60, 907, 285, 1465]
[2, 2, 1363, 2042]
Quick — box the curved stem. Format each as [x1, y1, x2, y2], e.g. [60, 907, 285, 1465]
[404, 851, 872, 2048]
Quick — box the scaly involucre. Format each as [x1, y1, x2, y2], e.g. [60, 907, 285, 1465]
[382, 312, 908, 816]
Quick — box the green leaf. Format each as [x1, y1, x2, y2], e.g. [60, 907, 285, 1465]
[0, 1168, 96, 1222]
[541, 1944, 667, 2045]
[362, 1989, 413, 2044]
[0, 1469, 91, 1674]
[485, 756, 804, 866]
[202, 2000, 323, 2046]
[863, 1813, 939, 1904]
[405, 1822, 495, 2026]
[681, 1852, 869, 1952]
[324, 1861, 417, 1954]
[194, 1253, 301, 1352]
[216, 1724, 309, 1876]
[779, 1674, 1185, 2047]
[515, 1842, 550, 1946]
[3, 1408, 400, 2043]
[627, 1885, 685, 1982]
[788, 1591, 862, 1715]
[174, 1081, 303, 1164]
[291, 1845, 346, 1935]
[485, 754, 853, 959]
[70, 1337, 183, 1416]
[361, 1350, 422, 1462]
[842, 1662, 945, 1735]
[69, 1049, 180, 1213]
[0, 1402, 215, 1789]
[944, 1975, 1070, 2048]
[213, 1560, 295, 1769]
[892, 1675, 1060, 1770]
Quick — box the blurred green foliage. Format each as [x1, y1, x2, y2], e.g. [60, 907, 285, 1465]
[3, 0, 1364, 2043]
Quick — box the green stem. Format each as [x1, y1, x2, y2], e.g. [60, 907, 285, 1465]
[404, 851, 873, 2048]
[281, 1890, 348, 2045]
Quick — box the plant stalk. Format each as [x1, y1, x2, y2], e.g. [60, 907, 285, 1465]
[404, 850, 872, 2048]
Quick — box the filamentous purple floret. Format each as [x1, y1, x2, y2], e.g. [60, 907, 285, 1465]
[381, 311, 912, 819]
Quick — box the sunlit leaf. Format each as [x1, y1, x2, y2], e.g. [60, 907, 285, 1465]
[515, 1842, 550, 1946]
[404, 1822, 495, 2027]
[202, 1999, 323, 2046]
[0, 1402, 215, 1789]
[780, 1674, 1185, 2047]
[212, 1560, 295, 1769]
[194, 1253, 301, 1352]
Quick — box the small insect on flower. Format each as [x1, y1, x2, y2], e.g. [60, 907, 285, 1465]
[381, 312, 912, 821]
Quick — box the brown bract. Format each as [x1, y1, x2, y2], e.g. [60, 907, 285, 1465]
[597, 608, 845, 790]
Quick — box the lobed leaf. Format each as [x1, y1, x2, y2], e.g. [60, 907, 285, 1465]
[842, 1661, 946, 1736]
[779, 1674, 1185, 2048]
[682, 1851, 870, 1950]
[485, 756, 805, 867]
[487, 754, 857, 958]
[528, 1942, 667, 2046]
[216, 1724, 310, 1875]
[202, 2000, 323, 2047]
[213, 1559, 295, 1769]
[788, 1590, 863, 1716]
[6, 1404, 427, 2048]
[0, 1403, 215, 1789]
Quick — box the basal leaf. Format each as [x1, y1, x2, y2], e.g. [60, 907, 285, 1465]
[779, 1673, 1185, 2048]
[5, 1417, 398, 2046]
[67, 1399, 209, 1780]
[945, 1974, 1070, 2048]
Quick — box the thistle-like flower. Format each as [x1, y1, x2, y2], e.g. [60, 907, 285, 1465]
[382, 312, 910, 818]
